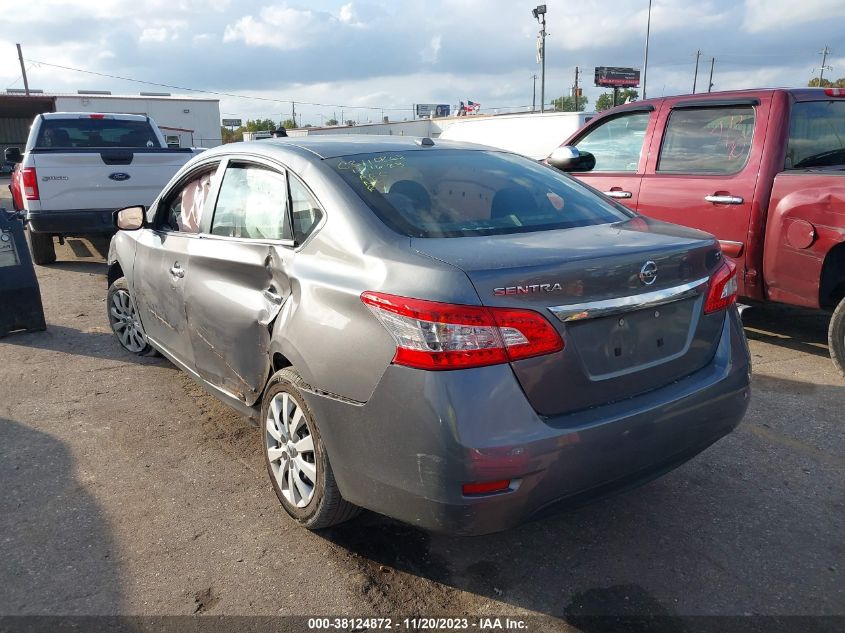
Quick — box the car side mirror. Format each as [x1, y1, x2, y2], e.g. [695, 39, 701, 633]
[114, 206, 146, 231]
[5, 147, 22, 164]
[547, 146, 596, 172]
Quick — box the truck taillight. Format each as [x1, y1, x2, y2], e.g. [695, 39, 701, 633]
[361, 292, 564, 370]
[704, 260, 738, 314]
[21, 168, 39, 201]
[824, 88, 845, 97]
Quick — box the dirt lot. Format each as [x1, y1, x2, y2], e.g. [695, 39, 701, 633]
[1, 180, 843, 629]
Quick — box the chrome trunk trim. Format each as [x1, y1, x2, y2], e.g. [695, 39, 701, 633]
[548, 277, 710, 323]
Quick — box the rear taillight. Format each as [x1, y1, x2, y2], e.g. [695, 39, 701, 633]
[704, 260, 738, 314]
[21, 167, 39, 200]
[361, 292, 564, 370]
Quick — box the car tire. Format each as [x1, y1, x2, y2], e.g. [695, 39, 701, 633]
[107, 277, 157, 356]
[261, 368, 361, 529]
[26, 230, 56, 265]
[829, 296, 845, 377]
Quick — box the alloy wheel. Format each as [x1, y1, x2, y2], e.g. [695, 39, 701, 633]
[109, 289, 149, 353]
[265, 392, 317, 508]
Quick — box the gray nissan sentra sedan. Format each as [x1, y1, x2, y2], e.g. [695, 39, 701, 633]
[107, 136, 751, 535]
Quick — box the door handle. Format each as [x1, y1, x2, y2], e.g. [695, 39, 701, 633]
[603, 190, 633, 199]
[705, 194, 744, 205]
[169, 263, 185, 278]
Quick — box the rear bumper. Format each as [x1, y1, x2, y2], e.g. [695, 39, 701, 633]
[303, 308, 751, 536]
[26, 209, 115, 235]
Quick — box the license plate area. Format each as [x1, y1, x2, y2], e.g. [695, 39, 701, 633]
[566, 297, 699, 379]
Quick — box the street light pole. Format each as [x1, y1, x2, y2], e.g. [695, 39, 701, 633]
[533, 5, 547, 113]
[642, 0, 652, 100]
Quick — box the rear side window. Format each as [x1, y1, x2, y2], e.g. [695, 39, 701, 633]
[326, 150, 630, 238]
[657, 106, 755, 174]
[210, 164, 291, 241]
[786, 100, 845, 169]
[575, 111, 651, 172]
[35, 118, 162, 149]
[289, 176, 324, 243]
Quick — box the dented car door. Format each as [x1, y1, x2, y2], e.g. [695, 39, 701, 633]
[185, 158, 294, 405]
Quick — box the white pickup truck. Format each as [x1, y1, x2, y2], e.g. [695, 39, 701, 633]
[5, 112, 200, 264]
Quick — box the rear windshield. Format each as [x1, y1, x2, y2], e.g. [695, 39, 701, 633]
[326, 150, 631, 238]
[786, 100, 845, 169]
[35, 118, 163, 149]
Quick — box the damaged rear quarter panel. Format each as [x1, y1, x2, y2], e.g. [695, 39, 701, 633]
[765, 174, 845, 307]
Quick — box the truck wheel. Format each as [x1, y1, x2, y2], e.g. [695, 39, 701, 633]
[830, 297, 845, 377]
[261, 368, 361, 530]
[26, 230, 56, 265]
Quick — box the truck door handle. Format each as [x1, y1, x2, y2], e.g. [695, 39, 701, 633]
[603, 189, 633, 199]
[705, 194, 744, 205]
[169, 263, 185, 278]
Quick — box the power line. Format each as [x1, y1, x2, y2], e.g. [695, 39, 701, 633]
[22, 58, 412, 112]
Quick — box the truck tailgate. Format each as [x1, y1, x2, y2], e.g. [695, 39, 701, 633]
[31, 149, 193, 211]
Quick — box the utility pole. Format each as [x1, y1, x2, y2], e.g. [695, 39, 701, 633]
[642, 0, 652, 99]
[819, 45, 831, 84]
[16, 43, 30, 96]
[574, 66, 580, 112]
[532, 74, 537, 112]
[533, 5, 548, 113]
[291, 102, 296, 128]
[708, 57, 715, 92]
[692, 50, 701, 93]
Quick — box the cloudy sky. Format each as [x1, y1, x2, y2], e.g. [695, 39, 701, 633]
[2, 0, 844, 125]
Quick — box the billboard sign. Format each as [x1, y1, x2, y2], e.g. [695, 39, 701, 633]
[415, 104, 451, 118]
[594, 67, 640, 88]
[222, 118, 242, 127]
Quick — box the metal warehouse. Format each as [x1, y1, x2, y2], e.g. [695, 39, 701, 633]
[0, 90, 221, 151]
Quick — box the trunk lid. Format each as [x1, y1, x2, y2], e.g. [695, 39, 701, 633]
[31, 149, 193, 211]
[412, 217, 726, 416]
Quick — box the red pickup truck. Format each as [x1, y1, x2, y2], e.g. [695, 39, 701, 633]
[550, 87, 845, 374]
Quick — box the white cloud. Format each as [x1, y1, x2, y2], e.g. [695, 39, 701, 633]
[339, 3, 356, 24]
[421, 35, 441, 64]
[139, 27, 169, 43]
[223, 5, 334, 50]
[744, 0, 845, 33]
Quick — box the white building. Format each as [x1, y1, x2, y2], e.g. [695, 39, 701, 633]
[1, 90, 222, 150]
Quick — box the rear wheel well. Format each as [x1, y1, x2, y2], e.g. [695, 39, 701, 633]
[107, 262, 124, 288]
[820, 242, 845, 308]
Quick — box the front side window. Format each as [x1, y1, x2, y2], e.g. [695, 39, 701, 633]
[161, 168, 216, 234]
[786, 100, 845, 169]
[575, 112, 651, 172]
[657, 106, 755, 174]
[210, 164, 291, 241]
[326, 150, 630, 238]
[35, 118, 162, 149]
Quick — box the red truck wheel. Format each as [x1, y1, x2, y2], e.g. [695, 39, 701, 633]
[830, 297, 845, 377]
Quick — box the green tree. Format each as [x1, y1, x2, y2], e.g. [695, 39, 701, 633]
[325, 118, 339, 126]
[595, 89, 639, 112]
[244, 118, 277, 132]
[552, 95, 589, 112]
[808, 77, 845, 88]
[221, 125, 243, 143]
[281, 118, 296, 129]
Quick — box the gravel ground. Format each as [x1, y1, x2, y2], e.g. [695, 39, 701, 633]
[1, 181, 843, 630]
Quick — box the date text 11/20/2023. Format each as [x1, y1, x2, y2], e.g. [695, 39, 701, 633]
[307, 617, 528, 630]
